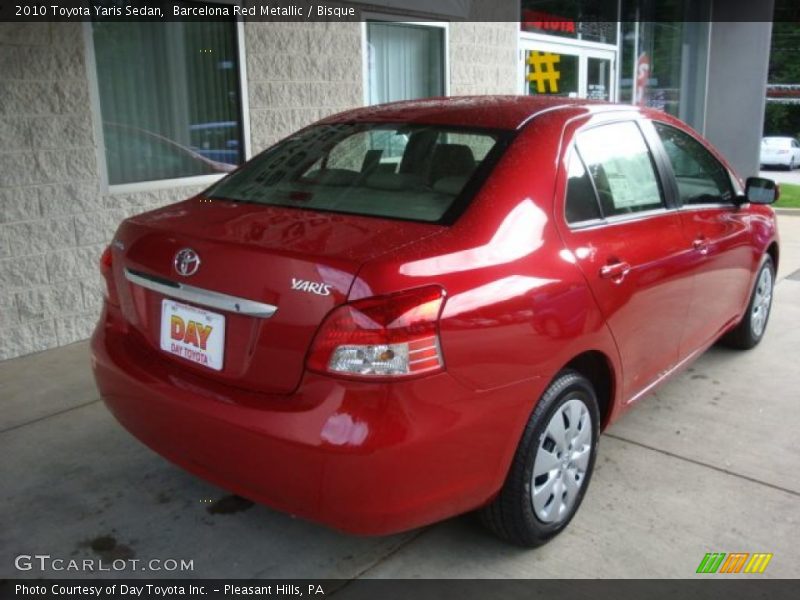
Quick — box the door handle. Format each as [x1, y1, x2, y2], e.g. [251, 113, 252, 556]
[599, 261, 631, 282]
[693, 237, 709, 255]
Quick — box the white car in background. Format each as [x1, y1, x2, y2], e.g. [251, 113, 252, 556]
[760, 136, 800, 169]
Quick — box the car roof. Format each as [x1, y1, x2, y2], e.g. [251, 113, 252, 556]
[318, 95, 637, 131]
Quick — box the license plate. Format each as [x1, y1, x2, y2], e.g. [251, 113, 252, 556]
[160, 299, 225, 371]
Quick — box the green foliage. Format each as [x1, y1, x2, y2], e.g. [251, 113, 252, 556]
[775, 183, 800, 208]
[768, 22, 800, 84]
[764, 22, 800, 138]
[764, 104, 800, 138]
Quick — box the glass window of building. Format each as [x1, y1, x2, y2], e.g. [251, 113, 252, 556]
[520, 0, 618, 44]
[91, 17, 245, 187]
[619, 1, 710, 131]
[519, 1, 618, 101]
[518, 1, 712, 131]
[366, 22, 446, 105]
[525, 50, 580, 97]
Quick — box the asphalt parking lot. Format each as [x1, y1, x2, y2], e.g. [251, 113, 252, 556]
[760, 168, 800, 186]
[1, 215, 799, 580]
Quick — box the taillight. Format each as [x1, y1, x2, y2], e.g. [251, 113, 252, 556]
[307, 285, 446, 379]
[99, 245, 119, 305]
[100, 246, 112, 272]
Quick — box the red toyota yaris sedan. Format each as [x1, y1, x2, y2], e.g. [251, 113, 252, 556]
[92, 96, 779, 546]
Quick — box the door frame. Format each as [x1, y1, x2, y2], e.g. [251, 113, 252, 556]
[518, 32, 618, 101]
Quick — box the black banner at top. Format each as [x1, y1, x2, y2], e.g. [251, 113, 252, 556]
[0, 0, 798, 23]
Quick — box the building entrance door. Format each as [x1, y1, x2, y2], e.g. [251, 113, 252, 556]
[520, 38, 616, 101]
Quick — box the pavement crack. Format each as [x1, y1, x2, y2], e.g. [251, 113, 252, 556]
[328, 527, 432, 594]
[604, 432, 800, 498]
[0, 398, 101, 435]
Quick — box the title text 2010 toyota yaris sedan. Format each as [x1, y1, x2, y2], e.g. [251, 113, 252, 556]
[92, 96, 779, 546]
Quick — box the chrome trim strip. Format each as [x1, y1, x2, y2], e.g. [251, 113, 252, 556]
[625, 336, 718, 407]
[124, 269, 277, 319]
[678, 202, 737, 211]
[569, 203, 739, 231]
[568, 208, 675, 232]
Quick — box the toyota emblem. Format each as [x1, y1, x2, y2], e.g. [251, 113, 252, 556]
[174, 248, 201, 277]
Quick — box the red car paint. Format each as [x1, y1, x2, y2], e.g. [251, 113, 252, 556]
[91, 96, 779, 535]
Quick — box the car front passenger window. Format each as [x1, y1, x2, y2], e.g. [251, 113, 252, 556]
[653, 122, 734, 206]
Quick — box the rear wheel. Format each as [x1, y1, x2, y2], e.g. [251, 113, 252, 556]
[480, 371, 599, 546]
[722, 255, 774, 349]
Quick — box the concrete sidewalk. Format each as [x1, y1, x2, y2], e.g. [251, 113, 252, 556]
[760, 168, 800, 186]
[1, 217, 799, 580]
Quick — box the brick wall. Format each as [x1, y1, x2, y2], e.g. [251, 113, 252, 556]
[450, 22, 518, 95]
[0, 23, 203, 360]
[0, 20, 518, 361]
[245, 22, 364, 152]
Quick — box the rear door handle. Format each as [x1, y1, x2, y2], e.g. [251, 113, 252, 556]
[599, 261, 631, 282]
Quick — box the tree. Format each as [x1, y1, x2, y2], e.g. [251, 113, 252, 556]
[764, 20, 800, 137]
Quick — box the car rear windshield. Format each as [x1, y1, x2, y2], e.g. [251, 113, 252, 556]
[206, 122, 509, 224]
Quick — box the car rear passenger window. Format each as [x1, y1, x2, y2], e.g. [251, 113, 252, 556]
[653, 122, 734, 205]
[565, 150, 602, 224]
[576, 122, 663, 217]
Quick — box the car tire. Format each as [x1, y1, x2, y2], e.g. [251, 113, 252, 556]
[722, 255, 775, 350]
[480, 370, 600, 547]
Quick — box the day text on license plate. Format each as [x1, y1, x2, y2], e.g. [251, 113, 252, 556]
[160, 299, 225, 371]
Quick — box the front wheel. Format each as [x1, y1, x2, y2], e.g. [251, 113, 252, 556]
[480, 371, 600, 546]
[722, 255, 775, 349]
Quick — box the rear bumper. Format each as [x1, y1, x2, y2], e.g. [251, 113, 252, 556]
[90, 305, 541, 535]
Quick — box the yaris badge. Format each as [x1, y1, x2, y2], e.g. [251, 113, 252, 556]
[291, 278, 332, 296]
[174, 248, 201, 277]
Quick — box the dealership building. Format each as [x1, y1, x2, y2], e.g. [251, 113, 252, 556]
[0, 0, 775, 360]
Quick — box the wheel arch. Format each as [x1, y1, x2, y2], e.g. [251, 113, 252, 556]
[766, 240, 779, 272]
[562, 350, 617, 431]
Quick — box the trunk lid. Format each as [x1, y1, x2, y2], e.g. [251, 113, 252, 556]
[111, 196, 443, 394]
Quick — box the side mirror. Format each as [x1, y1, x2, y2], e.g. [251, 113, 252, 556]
[744, 177, 779, 205]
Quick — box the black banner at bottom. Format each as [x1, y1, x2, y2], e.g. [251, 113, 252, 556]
[2, 579, 799, 600]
